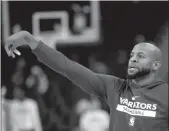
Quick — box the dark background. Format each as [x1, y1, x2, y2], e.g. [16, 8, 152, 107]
[1, 2, 168, 130]
[2, 1, 168, 86]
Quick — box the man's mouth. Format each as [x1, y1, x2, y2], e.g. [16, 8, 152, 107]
[129, 67, 138, 69]
[128, 66, 139, 71]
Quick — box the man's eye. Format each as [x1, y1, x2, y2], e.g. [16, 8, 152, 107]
[138, 55, 144, 58]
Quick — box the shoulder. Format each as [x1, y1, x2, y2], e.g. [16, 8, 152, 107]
[162, 82, 168, 87]
[96, 73, 126, 87]
[157, 82, 168, 109]
[159, 82, 168, 95]
[151, 81, 168, 105]
[96, 73, 125, 82]
[154, 81, 168, 92]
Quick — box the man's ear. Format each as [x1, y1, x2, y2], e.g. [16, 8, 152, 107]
[153, 61, 162, 70]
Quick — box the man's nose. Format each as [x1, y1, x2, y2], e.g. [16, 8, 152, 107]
[130, 56, 138, 62]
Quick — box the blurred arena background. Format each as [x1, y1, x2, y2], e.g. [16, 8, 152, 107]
[1, 1, 168, 131]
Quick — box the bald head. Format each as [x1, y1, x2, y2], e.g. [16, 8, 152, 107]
[127, 42, 163, 79]
[135, 42, 163, 62]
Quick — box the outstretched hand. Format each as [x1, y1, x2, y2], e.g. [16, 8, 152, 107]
[4, 31, 39, 58]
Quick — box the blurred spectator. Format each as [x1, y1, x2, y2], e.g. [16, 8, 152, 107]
[44, 81, 71, 131]
[134, 34, 145, 44]
[1, 85, 7, 131]
[116, 50, 127, 65]
[12, 24, 22, 34]
[79, 109, 110, 131]
[26, 65, 49, 95]
[71, 4, 89, 34]
[26, 65, 71, 131]
[10, 86, 42, 131]
[75, 95, 101, 115]
[114, 50, 128, 78]
[88, 54, 110, 74]
[9, 60, 42, 131]
[11, 57, 27, 87]
[155, 21, 168, 82]
[73, 95, 110, 131]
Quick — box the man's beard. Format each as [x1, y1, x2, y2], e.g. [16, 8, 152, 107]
[126, 67, 151, 79]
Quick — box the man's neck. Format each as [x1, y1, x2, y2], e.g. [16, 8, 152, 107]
[132, 74, 156, 87]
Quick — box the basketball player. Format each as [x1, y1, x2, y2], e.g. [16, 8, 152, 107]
[4, 31, 168, 131]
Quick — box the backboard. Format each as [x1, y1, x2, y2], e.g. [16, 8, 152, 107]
[3, 1, 101, 49]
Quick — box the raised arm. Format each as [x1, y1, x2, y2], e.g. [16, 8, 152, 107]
[4, 31, 106, 98]
[32, 41, 106, 97]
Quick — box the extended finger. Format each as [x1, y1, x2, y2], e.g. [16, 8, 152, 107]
[14, 49, 21, 56]
[4, 44, 11, 57]
[10, 42, 18, 53]
[5, 40, 15, 57]
[11, 52, 15, 58]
